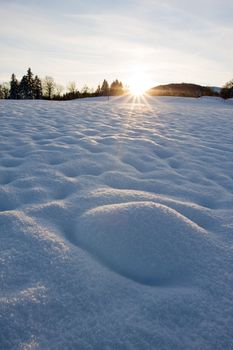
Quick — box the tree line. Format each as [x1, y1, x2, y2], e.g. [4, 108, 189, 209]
[0, 68, 233, 100]
[0, 68, 126, 100]
[149, 83, 218, 98]
[220, 79, 233, 99]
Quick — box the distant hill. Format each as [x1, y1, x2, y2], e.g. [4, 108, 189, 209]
[148, 83, 220, 97]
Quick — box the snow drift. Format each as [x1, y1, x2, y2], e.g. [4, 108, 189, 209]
[0, 96, 233, 349]
[76, 201, 209, 285]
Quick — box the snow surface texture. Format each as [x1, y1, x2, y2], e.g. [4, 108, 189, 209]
[0, 96, 233, 349]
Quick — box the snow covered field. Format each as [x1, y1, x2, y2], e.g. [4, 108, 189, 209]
[0, 96, 233, 349]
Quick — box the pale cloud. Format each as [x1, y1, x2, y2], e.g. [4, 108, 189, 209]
[0, 0, 232, 87]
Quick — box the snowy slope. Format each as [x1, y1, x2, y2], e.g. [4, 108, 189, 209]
[0, 96, 233, 349]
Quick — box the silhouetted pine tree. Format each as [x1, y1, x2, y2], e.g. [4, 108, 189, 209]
[33, 75, 42, 99]
[19, 68, 35, 99]
[9, 74, 19, 99]
[26, 68, 34, 99]
[100, 79, 109, 96]
[110, 79, 124, 96]
[19, 75, 28, 99]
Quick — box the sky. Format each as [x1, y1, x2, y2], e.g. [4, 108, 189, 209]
[0, 0, 232, 89]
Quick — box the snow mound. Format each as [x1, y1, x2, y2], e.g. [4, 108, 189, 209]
[75, 201, 208, 285]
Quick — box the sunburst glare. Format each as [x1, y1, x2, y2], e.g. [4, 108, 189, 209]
[128, 65, 152, 96]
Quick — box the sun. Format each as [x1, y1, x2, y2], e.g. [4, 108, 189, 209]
[130, 84, 148, 96]
[128, 65, 152, 96]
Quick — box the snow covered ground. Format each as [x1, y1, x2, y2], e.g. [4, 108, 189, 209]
[0, 96, 233, 349]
